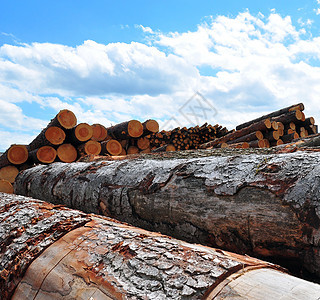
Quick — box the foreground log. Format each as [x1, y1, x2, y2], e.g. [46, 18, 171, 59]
[0, 145, 29, 168]
[14, 149, 320, 278]
[1, 193, 320, 299]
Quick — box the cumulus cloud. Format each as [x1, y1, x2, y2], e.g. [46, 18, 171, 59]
[1, 11, 320, 150]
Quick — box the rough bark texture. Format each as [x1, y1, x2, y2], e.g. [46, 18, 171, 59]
[0, 193, 90, 299]
[14, 148, 320, 278]
[2, 193, 320, 299]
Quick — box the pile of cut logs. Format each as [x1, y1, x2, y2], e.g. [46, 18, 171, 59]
[200, 103, 318, 149]
[0, 103, 318, 194]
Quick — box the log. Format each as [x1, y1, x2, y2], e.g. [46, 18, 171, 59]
[226, 131, 263, 144]
[1, 193, 320, 299]
[28, 126, 66, 151]
[77, 140, 101, 156]
[0, 145, 29, 168]
[0, 179, 13, 194]
[14, 149, 320, 278]
[270, 110, 304, 125]
[29, 146, 57, 164]
[127, 145, 140, 155]
[46, 109, 77, 129]
[91, 123, 109, 141]
[56, 143, 77, 163]
[0, 165, 19, 183]
[142, 119, 159, 135]
[66, 123, 93, 144]
[200, 119, 272, 149]
[107, 120, 143, 139]
[137, 137, 150, 150]
[101, 139, 122, 156]
[236, 103, 304, 130]
[152, 144, 176, 152]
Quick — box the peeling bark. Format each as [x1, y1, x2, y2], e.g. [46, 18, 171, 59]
[1, 193, 320, 299]
[14, 149, 320, 278]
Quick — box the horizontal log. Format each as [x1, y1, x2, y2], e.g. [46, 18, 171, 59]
[29, 146, 57, 164]
[0, 179, 13, 194]
[56, 143, 77, 163]
[77, 140, 101, 156]
[1, 193, 320, 299]
[236, 103, 304, 130]
[66, 123, 93, 144]
[91, 123, 109, 141]
[101, 140, 122, 156]
[14, 149, 320, 278]
[107, 120, 143, 139]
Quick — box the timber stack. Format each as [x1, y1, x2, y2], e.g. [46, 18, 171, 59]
[0, 103, 318, 194]
[200, 103, 318, 149]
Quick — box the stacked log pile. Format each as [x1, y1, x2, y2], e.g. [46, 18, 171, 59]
[2, 192, 320, 299]
[200, 103, 318, 149]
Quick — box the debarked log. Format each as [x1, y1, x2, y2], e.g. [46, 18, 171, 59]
[14, 149, 320, 278]
[1, 193, 320, 300]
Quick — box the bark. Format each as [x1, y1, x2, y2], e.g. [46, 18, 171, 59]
[236, 103, 304, 130]
[1, 193, 319, 299]
[14, 148, 320, 278]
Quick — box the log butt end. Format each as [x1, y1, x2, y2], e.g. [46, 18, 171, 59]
[57, 109, 77, 129]
[8, 145, 29, 165]
[91, 124, 108, 141]
[0, 179, 14, 194]
[75, 123, 93, 142]
[0, 165, 19, 183]
[45, 126, 66, 145]
[84, 140, 102, 155]
[37, 146, 57, 164]
[128, 120, 143, 138]
[57, 144, 77, 163]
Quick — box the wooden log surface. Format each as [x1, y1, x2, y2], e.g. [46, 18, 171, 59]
[0, 145, 29, 168]
[1, 193, 320, 300]
[0, 165, 19, 183]
[14, 148, 320, 278]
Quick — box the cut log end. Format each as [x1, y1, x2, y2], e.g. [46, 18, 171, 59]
[8, 145, 29, 165]
[166, 144, 176, 152]
[102, 140, 123, 156]
[57, 144, 77, 163]
[91, 124, 108, 141]
[128, 120, 143, 138]
[45, 126, 66, 145]
[127, 146, 140, 154]
[144, 119, 159, 133]
[57, 109, 77, 129]
[75, 123, 93, 142]
[0, 165, 19, 183]
[37, 146, 57, 164]
[0, 179, 14, 194]
[84, 140, 102, 156]
[137, 137, 150, 150]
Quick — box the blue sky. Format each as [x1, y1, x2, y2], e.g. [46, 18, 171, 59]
[1, 0, 320, 151]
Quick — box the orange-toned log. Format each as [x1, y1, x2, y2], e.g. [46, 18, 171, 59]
[127, 145, 140, 154]
[248, 139, 269, 148]
[152, 144, 176, 152]
[107, 120, 143, 139]
[91, 123, 109, 141]
[29, 146, 57, 164]
[137, 136, 150, 150]
[0, 179, 13, 194]
[101, 140, 122, 156]
[77, 140, 102, 157]
[57, 144, 77, 163]
[0, 145, 29, 168]
[226, 131, 263, 145]
[142, 119, 159, 135]
[140, 147, 151, 154]
[66, 123, 93, 144]
[236, 103, 304, 130]
[0, 165, 19, 183]
[0, 193, 318, 300]
[28, 126, 66, 151]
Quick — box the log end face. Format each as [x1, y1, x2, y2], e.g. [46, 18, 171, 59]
[57, 109, 77, 129]
[85, 140, 102, 155]
[8, 144, 28, 165]
[45, 126, 66, 145]
[0, 165, 19, 183]
[145, 119, 159, 133]
[75, 123, 93, 142]
[91, 124, 108, 141]
[57, 144, 77, 163]
[37, 146, 57, 163]
[128, 120, 143, 138]
[106, 140, 123, 156]
[0, 179, 14, 194]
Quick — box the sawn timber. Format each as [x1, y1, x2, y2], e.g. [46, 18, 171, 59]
[14, 148, 320, 278]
